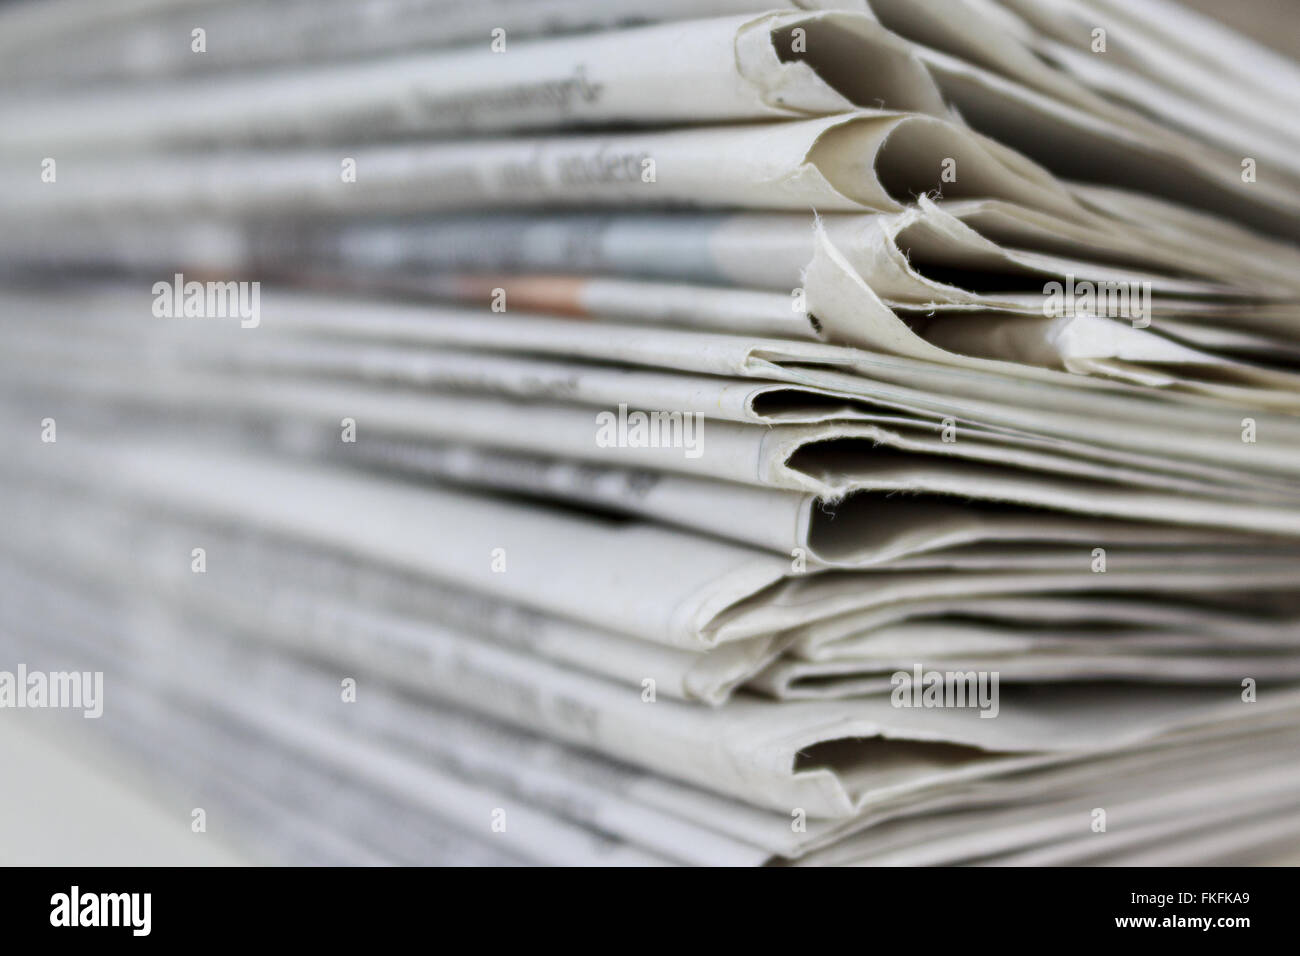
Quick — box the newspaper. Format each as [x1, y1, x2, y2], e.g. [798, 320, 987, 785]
[0, 13, 948, 145]
[11, 285, 1300, 480]
[0, 111, 1087, 221]
[4, 5, 1294, 235]
[4, 0, 1300, 868]
[0, 1, 868, 87]
[6, 534, 1299, 825]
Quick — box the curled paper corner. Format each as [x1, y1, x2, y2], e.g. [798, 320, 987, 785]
[802, 219, 939, 357]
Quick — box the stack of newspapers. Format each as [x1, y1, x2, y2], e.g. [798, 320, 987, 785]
[2, 0, 1300, 866]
